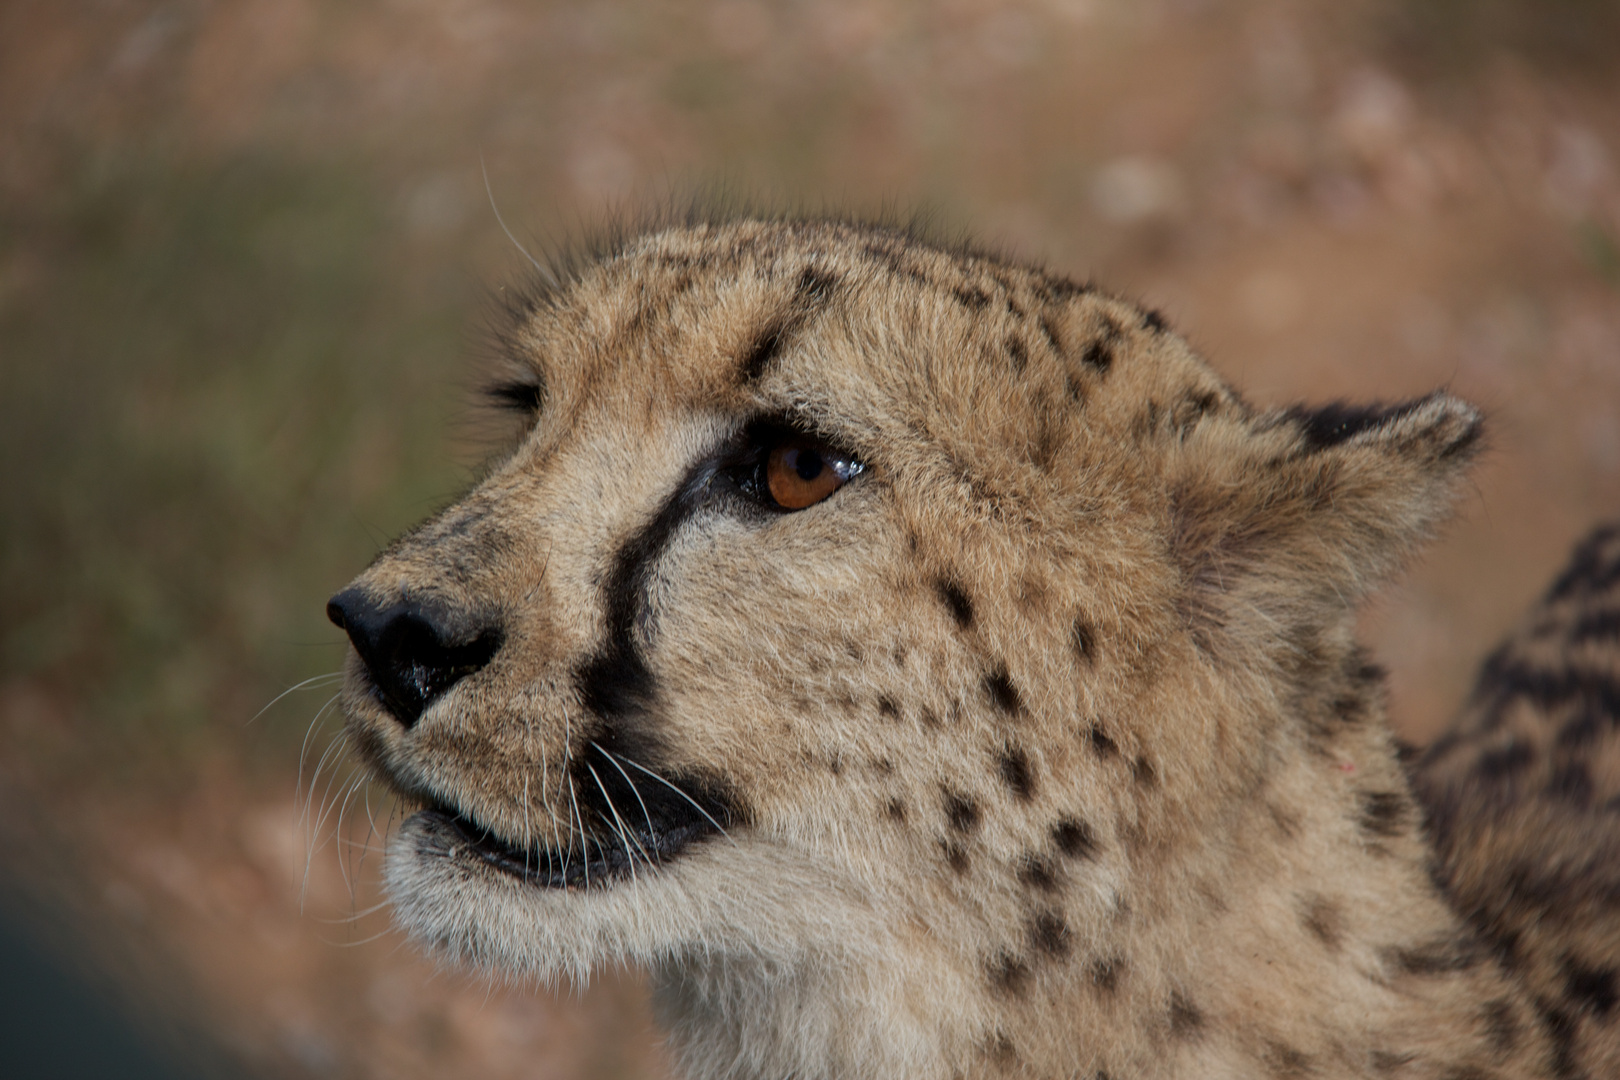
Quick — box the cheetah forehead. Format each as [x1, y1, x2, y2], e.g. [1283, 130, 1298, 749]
[498, 218, 1230, 458]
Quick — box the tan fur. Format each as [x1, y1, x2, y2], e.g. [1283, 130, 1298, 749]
[329, 216, 1615, 1079]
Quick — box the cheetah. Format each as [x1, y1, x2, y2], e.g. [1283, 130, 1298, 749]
[326, 214, 1620, 1079]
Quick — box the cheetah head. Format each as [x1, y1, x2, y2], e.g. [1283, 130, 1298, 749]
[329, 218, 1483, 1078]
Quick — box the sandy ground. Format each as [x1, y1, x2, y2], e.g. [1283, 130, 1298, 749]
[1, 1, 1617, 1076]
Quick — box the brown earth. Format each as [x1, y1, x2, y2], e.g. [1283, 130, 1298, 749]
[1, 1, 1617, 1077]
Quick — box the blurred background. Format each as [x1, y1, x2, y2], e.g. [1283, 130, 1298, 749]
[1, 0, 1617, 1076]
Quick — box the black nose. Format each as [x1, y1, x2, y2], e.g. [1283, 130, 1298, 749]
[327, 588, 503, 729]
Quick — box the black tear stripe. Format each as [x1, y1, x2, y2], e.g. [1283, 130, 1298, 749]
[573, 456, 739, 836]
[739, 265, 841, 384]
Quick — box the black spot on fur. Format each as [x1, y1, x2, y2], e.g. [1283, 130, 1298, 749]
[1358, 790, 1408, 838]
[1052, 817, 1098, 859]
[1073, 616, 1095, 662]
[1169, 992, 1204, 1039]
[796, 264, 838, 303]
[1006, 336, 1029, 374]
[1323, 686, 1372, 738]
[987, 1031, 1018, 1064]
[1018, 855, 1060, 892]
[985, 666, 1026, 716]
[1029, 912, 1072, 958]
[998, 747, 1035, 800]
[1302, 896, 1345, 951]
[1476, 741, 1535, 781]
[739, 319, 792, 384]
[1090, 956, 1123, 993]
[1141, 308, 1168, 333]
[1269, 802, 1303, 840]
[1535, 998, 1580, 1080]
[1081, 338, 1114, 371]
[936, 578, 975, 629]
[988, 952, 1030, 996]
[738, 266, 839, 383]
[1087, 726, 1118, 757]
[1352, 654, 1388, 687]
[1563, 955, 1619, 1018]
[1472, 654, 1620, 727]
[861, 241, 935, 291]
[1080, 317, 1122, 372]
[877, 696, 900, 721]
[945, 791, 981, 833]
[1557, 707, 1604, 749]
[1264, 1041, 1312, 1078]
[1133, 756, 1158, 787]
[1547, 762, 1594, 808]
[941, 839, 971, 873]
[1570, 608, 1620, 642]
[1038, 275, 1091, 302]
[1545, 523, 1620, 603]
[955, 285, 992, 310]
[885, 797, 907, 823]
[1481, 999, 1520, 1053]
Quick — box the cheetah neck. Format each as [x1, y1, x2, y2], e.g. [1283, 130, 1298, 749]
[653, 726, 1544, 1080]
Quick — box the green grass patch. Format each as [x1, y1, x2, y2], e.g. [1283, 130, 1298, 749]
[0, 148, 475, 777]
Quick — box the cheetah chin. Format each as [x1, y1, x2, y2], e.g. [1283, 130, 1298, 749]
[329, 214, 1620, 1079]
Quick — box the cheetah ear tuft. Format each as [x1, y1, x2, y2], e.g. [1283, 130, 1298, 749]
[1169, 392, 1483, 645]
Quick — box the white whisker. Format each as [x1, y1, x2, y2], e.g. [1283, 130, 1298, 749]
[592, 740, 658, 849]
[296, 693, 343, 817]
[301, 732, 352, 908]
[611, 752, 736, 846]
[314, 898, 395, 924]
[586, 762, 649, 881]
[248, 672, 344, 727]
[481, 154, 556, 286]
[563, 706, 581, 879]
[522, 772, 533, 876]
[326, 925, 400, 948]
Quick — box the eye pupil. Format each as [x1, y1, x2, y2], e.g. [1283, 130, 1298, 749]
[795, 449, 824, 481]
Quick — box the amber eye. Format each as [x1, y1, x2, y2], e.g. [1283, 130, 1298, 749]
[765, 438, 863, 510]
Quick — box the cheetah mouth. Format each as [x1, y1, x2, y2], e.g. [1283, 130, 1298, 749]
[407, 747, 737, 890]
[414, 805, 722, 890]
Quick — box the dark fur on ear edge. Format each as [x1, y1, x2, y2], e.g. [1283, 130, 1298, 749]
[1169, 393, 1483, 653]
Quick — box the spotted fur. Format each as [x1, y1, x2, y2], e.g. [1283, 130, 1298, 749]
[1415, 523, 1620, 1079]
[327, 215, 1613, 1079]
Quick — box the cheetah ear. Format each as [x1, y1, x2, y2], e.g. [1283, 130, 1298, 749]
[1169, 392, 1483, 644]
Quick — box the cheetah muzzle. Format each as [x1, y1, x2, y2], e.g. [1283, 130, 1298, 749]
[328, 215, 1620, 1079]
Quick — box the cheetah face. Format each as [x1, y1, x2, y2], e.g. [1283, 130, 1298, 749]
[328, 219, 1481, 1052]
